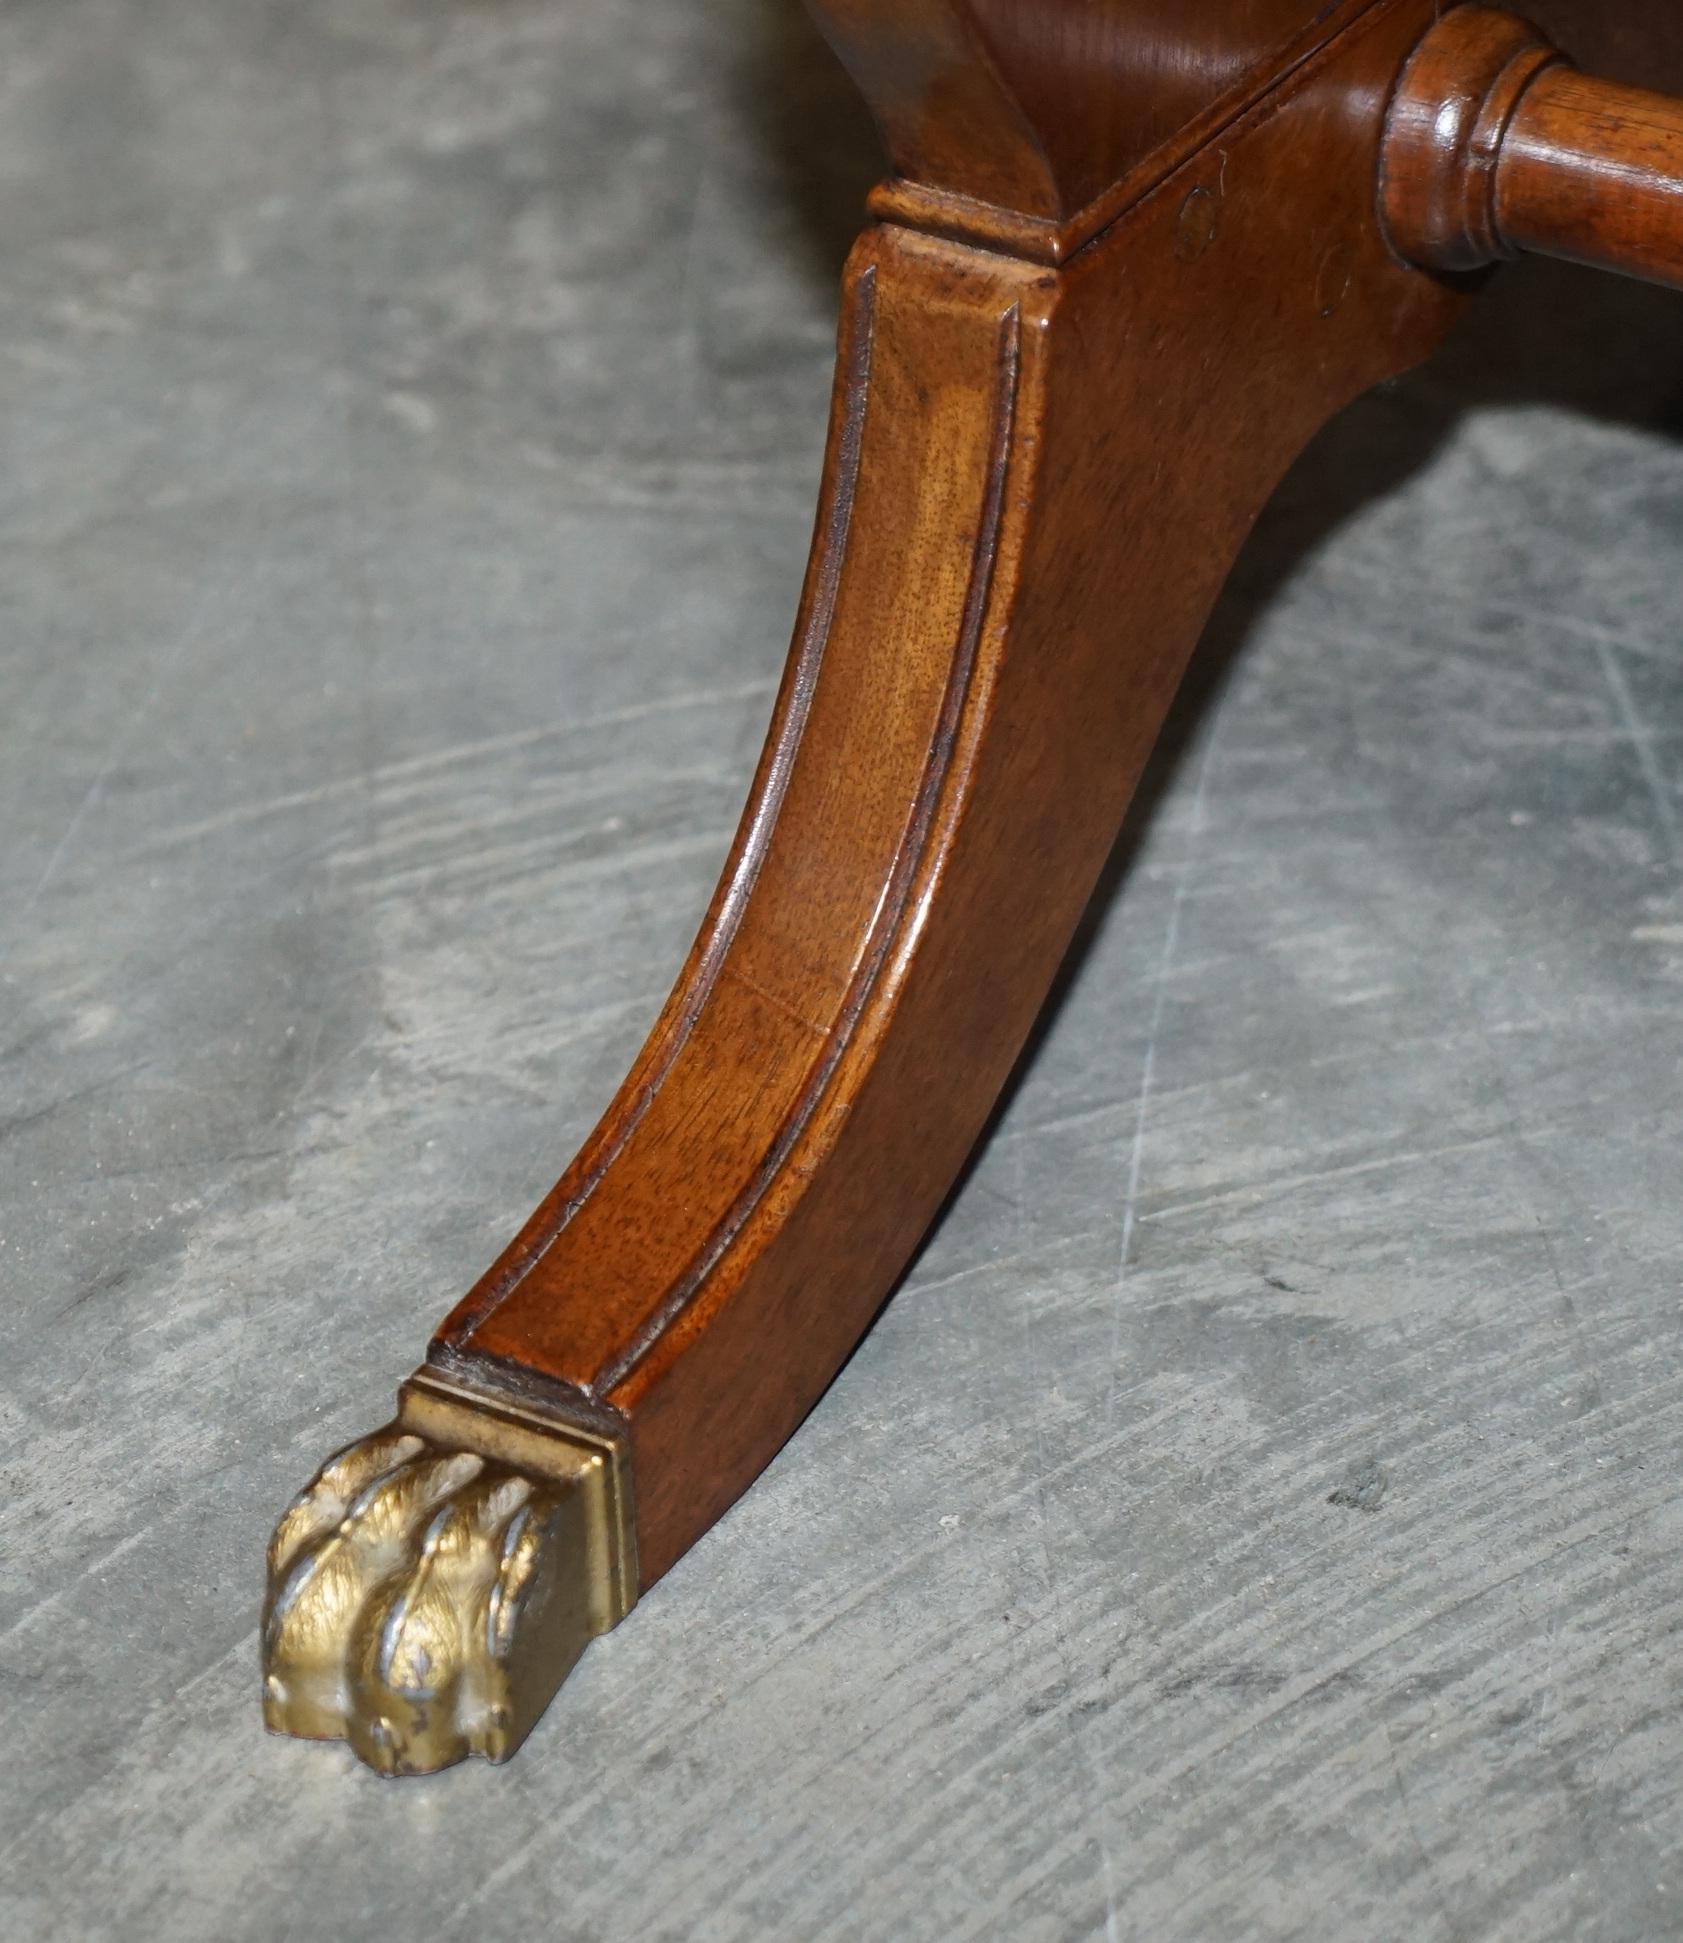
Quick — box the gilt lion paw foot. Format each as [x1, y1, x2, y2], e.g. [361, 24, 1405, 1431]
[262, 1402, 625, 1776]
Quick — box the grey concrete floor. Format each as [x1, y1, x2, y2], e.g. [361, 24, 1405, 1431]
[4, 1, 1683, 1938]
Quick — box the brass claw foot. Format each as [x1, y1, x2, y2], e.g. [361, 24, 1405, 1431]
[262, 1376, 635, 1775]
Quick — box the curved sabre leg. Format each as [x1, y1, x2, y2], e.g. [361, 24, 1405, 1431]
[263, 1, 1473, 1774]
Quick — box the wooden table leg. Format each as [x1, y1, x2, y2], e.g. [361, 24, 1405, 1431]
[259, 0, 1682, 1774]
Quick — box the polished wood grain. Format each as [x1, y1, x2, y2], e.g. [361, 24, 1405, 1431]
[1498, 68, 1683, 289]
[809, 0, 1386, 257]
[434, 0, 1472, 1589]
[807, 1, 1683, 261]
[265, 0, 1683, 1772]
[1382, 7, 1683, 292]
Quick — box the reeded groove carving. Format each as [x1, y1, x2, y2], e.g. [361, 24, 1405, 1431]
[594, 302, 1022, 1395]
[448, 268, 882, 1347]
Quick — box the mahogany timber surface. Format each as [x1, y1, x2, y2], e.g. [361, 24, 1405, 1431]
[1499, 67, 1683, 291]
[12, 0, 1683, 1923]
[810, 1, 1683, 258]
[437, 0, 1468, 1588]
[808, 0, 1374, 228]
[1380, 6, 1683, 293]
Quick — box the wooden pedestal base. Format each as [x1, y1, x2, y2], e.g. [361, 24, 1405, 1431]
[262, 0, 1683, 1772]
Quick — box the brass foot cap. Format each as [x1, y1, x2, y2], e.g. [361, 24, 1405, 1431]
[262, 1382, 632, 1776]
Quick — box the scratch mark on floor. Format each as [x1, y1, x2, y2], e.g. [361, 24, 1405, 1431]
[1137, 1125, 1556, 1225]
[122, 678, 777, 859]
[21, 583, 210, 923]
[0, 1525, 155, 1643]
[1105, 721, 1223, 1427]
[1593, 633, 1680, 866]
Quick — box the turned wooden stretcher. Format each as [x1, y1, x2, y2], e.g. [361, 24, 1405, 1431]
[261, 0, 1683, 1774]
